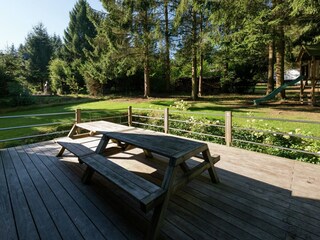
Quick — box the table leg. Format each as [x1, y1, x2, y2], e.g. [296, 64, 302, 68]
[147, 163, 178, 240]
[56, 146, 65, 157]
[179, 162, 190, 172]
[202, 149, 220, 183]
[67, 124, 78, 137]
[143, 149, 153, 158]
[82, 166, 95, 184]
[57, 124, 78, 157]
[95, 135, 110, 154]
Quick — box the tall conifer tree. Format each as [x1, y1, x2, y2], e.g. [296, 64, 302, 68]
[63, 0, 97, 92]
[23, 23, 53, 92]
[64, 0, 97, 61]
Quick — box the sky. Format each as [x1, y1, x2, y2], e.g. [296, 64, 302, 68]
[0, 0, 104, 51]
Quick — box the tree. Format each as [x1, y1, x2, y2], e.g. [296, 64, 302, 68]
[0, 45, 31, 105]
[267, 41, 275, 94]
[49, 58, 69, 94]
[63, 0, 97, 61]
[23, 23, 53, 92]
[272, 0, 287, 99]
[164, 0, 171, 92]
[63, 0, 97, 93]
[51, 34, 63, 59]
[175, 0, 202, 100]
[207, 1, 270, 93]
[289, 0, 320, 45]
[81, 1, 134, 96]
[92, 0, 158, 98]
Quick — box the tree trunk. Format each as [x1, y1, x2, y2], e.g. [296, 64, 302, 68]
[266, 41, 274, 94]
[198, 12, 203, 97]
[191, 6, 198, 100]
[143, 6, 150, 98]
[164, 0, 170, 92]
[144, 53, 150, 97]
[275, 25, 285, 99]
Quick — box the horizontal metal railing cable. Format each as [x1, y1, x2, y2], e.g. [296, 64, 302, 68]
[0, 112, 74, 119]
[169, 110, 224, 118]
[233, 138, 320, 157]
[132, 121, 164, 129]
[132, 108, 164, 113]
[132, 115, 164, 121]
[129, 109, 319, 160]
[168, 127, 225, 139]
[169, 118, 225, 129]
[0, 130, 69, 143]
[236, 115, 320, 125]
[234, 126, 320, 141]
[2, 107, 319, 160]
[0, 122, 66, 131]
[86, 114, 127, 122]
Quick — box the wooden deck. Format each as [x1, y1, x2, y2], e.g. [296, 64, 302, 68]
[1, 136, 320, 240]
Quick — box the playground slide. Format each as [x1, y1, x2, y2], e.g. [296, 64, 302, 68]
[253, 75, 304, 105]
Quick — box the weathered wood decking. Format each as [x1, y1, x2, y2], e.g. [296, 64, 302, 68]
[1, 137, 320, 240]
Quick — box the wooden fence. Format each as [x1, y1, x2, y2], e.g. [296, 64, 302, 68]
[1, 107, 320, 160]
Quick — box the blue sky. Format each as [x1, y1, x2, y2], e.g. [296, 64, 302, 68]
[0, 0, 104, 51]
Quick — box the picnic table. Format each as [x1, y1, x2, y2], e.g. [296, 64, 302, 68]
[56, 121, 220, 239]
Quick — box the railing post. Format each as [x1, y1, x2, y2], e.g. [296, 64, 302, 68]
[164, 108, 169, 134]
[225, 111, 232, 146]
[128, 106, 132, 126]
[75, 109, 81, 123]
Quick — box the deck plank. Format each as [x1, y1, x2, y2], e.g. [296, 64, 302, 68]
[21, 144, 107, 240]
[37, 141, 146, 240]
[8, 147, 62, 240]
[15, 145, 84, 240]
[0, 150, 18, 239]
[25, 142, 127, 240]
[1, 149, 40, 240]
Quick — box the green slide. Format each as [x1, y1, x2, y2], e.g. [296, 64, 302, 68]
[254, 75, 304, 105]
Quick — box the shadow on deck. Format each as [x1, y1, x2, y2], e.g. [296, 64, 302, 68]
[0, 139, 320, 240]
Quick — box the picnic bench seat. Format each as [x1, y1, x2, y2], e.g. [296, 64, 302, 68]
[56, 138, 166, 213]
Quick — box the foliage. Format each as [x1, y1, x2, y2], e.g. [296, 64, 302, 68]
[3, 0, 320, 98]
[170, 100, 191, 111]
[49, 58, 70, 94]
[63, 0, 97, 93]
[232, 116, 320, 164]
[63, 0, 97, 60]
[22, 23, 54, 93]
[0, 46, 33, 106]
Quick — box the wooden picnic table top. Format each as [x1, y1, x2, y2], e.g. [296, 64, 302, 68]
[104, 129, 208, 162]
[76, 121, 210, 163]
[75, 120, 135, 133]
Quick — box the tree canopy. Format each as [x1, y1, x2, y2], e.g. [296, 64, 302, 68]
[2, 0, 320, 102]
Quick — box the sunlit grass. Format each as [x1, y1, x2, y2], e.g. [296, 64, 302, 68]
[1, 95, 319, 148]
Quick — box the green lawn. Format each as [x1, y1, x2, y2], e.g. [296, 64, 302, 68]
[1, 95, 320, 148]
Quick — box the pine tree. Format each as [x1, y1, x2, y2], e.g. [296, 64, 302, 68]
[63, 0, 97, 93]
[23, 23, 53, 92]
[63, 0, 97, 61]
[164, 0, 171, 92]
[90, 0, 158, 97]
[175, 0, 202, 100]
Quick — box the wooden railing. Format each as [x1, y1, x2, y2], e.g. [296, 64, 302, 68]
[128, 107, 320, 159]
[0, 109, 127, 147]
[1, 107, 320, 160]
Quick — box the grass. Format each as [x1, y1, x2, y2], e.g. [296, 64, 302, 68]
[1, 93, 320, 148]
